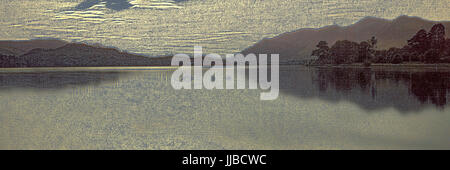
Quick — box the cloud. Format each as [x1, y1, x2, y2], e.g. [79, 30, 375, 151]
[75, 0, 133, 11]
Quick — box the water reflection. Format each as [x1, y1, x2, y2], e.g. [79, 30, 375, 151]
[0, 67, 449, 149]
[0, 71, 122, 89]
[279, 67, 450, 112]
[0, 67, 448, 113]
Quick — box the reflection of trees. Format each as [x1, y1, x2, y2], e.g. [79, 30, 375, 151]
[0, 72, 122, 89]
[316, 68, 372, 92]
[314, 68, 450, 108]
[410, 72, 449, 106]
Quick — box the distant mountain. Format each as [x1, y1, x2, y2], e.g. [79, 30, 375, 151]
[16, 43, 172, 67]
[0, 39, 68, 56]
[242, 16, 450, 61]
[0, 48, 15, 56]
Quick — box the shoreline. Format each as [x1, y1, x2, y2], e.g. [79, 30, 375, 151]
[0, 63, 449, 71]
[307, 63, 450, 70]
[0, 66, 181, 73]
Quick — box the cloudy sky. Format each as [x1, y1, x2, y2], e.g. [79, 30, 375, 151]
[0, 0, 448, 56]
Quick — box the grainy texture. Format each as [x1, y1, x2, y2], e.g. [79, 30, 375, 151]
[0, 0, 448, 56]
[0, 0, 449, 150]
[0, 67, 449, 149]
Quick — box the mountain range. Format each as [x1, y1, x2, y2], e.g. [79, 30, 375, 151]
[0, 39, 68, 56]
[0, 41, 172, 67]
[1, 16, 449, 67]
[242, 16, 450, 61]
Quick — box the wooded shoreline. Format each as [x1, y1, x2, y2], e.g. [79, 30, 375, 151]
[310, 63, 450, 71]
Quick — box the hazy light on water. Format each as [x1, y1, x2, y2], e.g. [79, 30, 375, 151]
[0, 67, 449, 149]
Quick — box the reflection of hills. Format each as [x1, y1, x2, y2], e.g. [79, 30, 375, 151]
[243, 16, 450, 61]
[0, 71, 123, 89]
[279, 67, 450, 112]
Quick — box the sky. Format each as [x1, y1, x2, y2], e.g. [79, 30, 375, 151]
[0, 0, 449, 56]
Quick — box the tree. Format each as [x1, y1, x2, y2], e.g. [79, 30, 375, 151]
[424, 49, 440, 63]
[442, 38, 450, 62]
[0, 55, 22, 68]
[330, 40, 360, 64]
[392, 54, 403, 64]
[367, 36, 377, 61]
[358, 41, 370, 62]
[428, 23, 446, 51]
[368, 36, 378, 50]
[400, 45, 414, 62]
[408, 29, 429, 54]
[373, 50, 387, 63]
[312, 41, 330, 55]
[312, 41, 331, 64]
[310, 25, 448, 65]
[386, 47, 403, 64]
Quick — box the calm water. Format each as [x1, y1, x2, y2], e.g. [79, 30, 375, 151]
[1, 0, 449, 56]
[0, 66, 449, 149]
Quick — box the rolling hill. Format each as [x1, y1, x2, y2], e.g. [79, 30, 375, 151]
[0, 39, 68, 56]
[17, 43, 172, 67]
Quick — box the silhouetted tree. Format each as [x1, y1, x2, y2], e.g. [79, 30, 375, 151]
[386, 47, 403, 64]
[408, 29, 429, 55]
[428, 23, 446, 51]
[358, 41, 371, 62]
[367, 36, 377, 62]
[424, 49, 441, 63]
[442, 38, 450, 62]
[0, 55, 23, 68]
[312, 41, 332, 64]
[400, 45, 414, 62]
[310, 25, 447, 65]
[330, 40, 360, 64]
[368, 36, 377, 50]
[312, 41, 330, 55]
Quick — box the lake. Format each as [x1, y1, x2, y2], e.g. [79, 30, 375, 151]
[0, 66, 449, 149]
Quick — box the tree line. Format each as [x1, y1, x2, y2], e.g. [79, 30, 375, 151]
[0, 55, 26, 68]
[312, 23, 450, 65]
